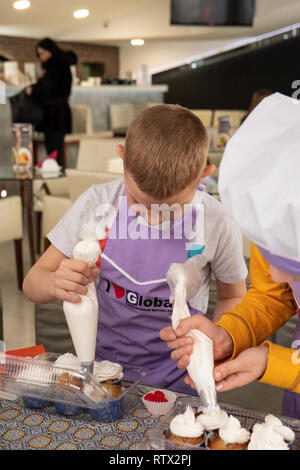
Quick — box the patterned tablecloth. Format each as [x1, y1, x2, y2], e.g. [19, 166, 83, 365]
[0, 385, 171, 450]
[1, 385, 300, 450]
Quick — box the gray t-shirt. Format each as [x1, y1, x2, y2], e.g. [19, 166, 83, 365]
[48, 179, 248, 313]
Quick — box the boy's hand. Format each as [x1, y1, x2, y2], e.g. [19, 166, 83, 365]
[50, 258, 99, 303]
[213, 345, 269, 392]
[159, 314, 234, 368]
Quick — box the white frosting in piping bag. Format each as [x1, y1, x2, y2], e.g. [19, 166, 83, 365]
[170, 406, 204, 438]
[171, 279, 217, 410]
[219, 415, 250, 445]
[63, 239, 100, 364]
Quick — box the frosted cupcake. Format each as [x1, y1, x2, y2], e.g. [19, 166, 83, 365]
[86, 361, 125, 423]
[248, 414, 295, 450]
[166, 406, 205, 447]
[208, 415, 250, 450]
[198, 405, 229, 432]
[53, 353, 84, 416]
[21, 356, 52, 409]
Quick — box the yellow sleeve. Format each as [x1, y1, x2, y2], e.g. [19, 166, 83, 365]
[216, 244, 297, 358]
[258, 341, 300, 393]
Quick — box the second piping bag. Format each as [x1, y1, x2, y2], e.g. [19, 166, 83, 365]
[167, 258, 217, 411]
[63, 202, 100, 375]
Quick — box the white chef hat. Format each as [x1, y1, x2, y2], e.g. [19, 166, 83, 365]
[218, 92, 300, 275]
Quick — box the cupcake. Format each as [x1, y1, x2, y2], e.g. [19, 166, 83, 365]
[248, 414, 295, 450]
[165, 406, 205, 447]
[86, 361, 125, 423]
[208, 415, 250, 450]
[198, 404, 229, 432]
[21, 356, 52, 409]
[53, 353, 84, 416]
[142, 389, 177, 416]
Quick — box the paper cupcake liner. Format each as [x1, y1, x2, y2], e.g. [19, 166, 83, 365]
[142, 389, 177, 416]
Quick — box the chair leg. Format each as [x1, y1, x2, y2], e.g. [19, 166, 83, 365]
[35, 211, 42, 255]
[14, 239, 24, 291]
[43, 238, 51, 252]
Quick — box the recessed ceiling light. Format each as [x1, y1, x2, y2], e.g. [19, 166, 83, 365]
[131, 39, 144, 46]
[13, 0, 31, 9]
[73, 9, 89, 19]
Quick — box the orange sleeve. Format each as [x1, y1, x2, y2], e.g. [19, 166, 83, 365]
[216, 244, 297, 359]
[258, 341, 300, 393]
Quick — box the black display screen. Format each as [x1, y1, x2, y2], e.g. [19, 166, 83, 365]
[171, 0, 255, 26]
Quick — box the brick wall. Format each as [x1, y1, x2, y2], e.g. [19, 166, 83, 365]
[0, 35, 119, 79]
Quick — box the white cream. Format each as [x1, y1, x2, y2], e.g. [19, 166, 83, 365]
[169, 406, 204, 438]
[248, 414, 295, 450]
[197, 405, 229, 431]
[63, 239, 100, 364]
[54, 353, 80, 370]
[171, 281, 217, 409]
[93, 360, 124, 382]
[219, 415, 250, 445]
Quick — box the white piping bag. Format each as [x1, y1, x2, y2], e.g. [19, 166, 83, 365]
[63, 203, 100, 374]
[167, 261, 217, 411]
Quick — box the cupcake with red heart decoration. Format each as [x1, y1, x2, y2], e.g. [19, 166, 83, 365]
[142, 389, 176, 416]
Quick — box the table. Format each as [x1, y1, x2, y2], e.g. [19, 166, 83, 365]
[1, 385, 299, 450]
[0, 166, 66, 266]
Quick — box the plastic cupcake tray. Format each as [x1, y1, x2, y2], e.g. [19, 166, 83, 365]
[0, 352, 147, 423]
[144, 395, 300, 451]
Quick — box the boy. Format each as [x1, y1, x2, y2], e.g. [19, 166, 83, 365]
[23, 104, 247, 394]
[160, 94, 300, 416]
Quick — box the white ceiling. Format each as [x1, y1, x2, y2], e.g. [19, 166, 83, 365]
[0, 0, 299, 46]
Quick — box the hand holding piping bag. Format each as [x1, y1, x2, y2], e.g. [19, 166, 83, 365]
[167, 261, 218, 410]
[63, 203, 101, 374]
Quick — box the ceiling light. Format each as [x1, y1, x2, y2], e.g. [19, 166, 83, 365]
[131, 39, 144, 46]
[13, 1, 31, 9]
[73, 9, 89, 19]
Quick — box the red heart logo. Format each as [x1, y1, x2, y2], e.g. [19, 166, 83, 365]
[112, 283, 125, 299]
[144, 391, 168, 403]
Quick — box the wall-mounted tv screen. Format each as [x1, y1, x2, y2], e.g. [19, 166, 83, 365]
[171, 0, 255, 26]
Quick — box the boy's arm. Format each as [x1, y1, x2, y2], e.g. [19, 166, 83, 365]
[213, 280, 247, 322]
[23, 244, 99, 304]
[216, 244, 298, 358]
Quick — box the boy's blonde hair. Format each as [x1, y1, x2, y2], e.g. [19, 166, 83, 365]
[123, 104, 208, 199]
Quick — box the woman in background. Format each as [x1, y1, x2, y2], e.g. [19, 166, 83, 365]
[26, 38, 77, 167]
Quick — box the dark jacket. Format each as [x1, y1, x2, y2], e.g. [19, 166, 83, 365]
[32, 51, 77, 133]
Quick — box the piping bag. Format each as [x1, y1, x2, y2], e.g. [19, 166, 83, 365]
[63, 203, 100, 375]
[167, 259, 217, 411]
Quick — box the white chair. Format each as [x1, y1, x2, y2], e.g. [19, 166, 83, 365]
[191, 110, 213, 127]
[42, 170, 123, 250]
[33, 105, 113, 167]
[0, 196, 23, 289]
[35, 137, 125, 252]
[212, 110, 247, 129]
[109, 103, 162, 134]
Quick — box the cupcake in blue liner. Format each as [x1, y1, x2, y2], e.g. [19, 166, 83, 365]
[20, 356, 52, 409]
[83, 361, 125, 423]
[53, 353, 84, 416]
[89, 380, 124, 423]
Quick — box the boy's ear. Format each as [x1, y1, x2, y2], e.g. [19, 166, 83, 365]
[116, 144, 125, 160]
[199, 163, 216, 184]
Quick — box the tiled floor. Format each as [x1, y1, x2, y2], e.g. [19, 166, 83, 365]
[0, 226, 285, 416]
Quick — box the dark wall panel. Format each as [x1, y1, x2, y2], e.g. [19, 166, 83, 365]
[153, 35, 300, 109]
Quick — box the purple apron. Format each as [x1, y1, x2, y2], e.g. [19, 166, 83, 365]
[95, 190, 205, 395]
[281, 282, 300, 419]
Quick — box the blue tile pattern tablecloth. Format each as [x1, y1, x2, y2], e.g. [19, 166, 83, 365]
[0, 385, 171, 450]
[1, 385, 300, 450]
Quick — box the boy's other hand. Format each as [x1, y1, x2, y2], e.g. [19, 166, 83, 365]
[213, 345, 269, 392]
[50, 258, 100, 303]
[160, 314, 234, 369]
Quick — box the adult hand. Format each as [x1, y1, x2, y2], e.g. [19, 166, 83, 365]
[25, 87, 32, 96]
[160, 314, 234, 369]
